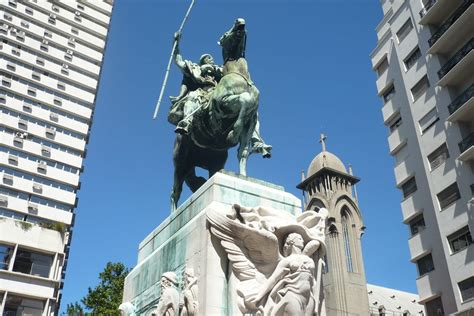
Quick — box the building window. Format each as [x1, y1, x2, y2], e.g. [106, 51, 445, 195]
[0, 244, 13, 270]
[411, 75, 430, 101]
[419, 107, 439, 134]
[402, 177, 417, 198]
[383, 85, 395, 103]
[341, 208, 354, 273]
[428, 143, 449, 171]
[437, 182, 461, 210]
[25, 7, 34, 15]
[376, 57, 389, 77]
[425, 297, 444, 316]
[459, 276, 474, 302]
[416, 253, 434, 276]
[4, 295, 45, 315]
[388, 113, 402, 133]
[447, 226, 472, 254]
[12, 248, 53, 278]
[404, 47, 422, 71]
[409, 214, 425, 236]
[397, 19, 414, 43]
[71, 27, 79, 35]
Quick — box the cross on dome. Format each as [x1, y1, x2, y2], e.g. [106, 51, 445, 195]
[319, 133, 327, 152]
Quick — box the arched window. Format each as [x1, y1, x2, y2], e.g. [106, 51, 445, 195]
[341, 207, 354, 273]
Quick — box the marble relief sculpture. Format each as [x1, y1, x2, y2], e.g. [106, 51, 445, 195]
[207, 204, 328, 316]
[152, 272, 180, 316]
[180, 268, 199, 316]
[118, 302, 137, 316]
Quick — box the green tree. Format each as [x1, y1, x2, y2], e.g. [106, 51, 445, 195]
[81, 262, 130, 315]
[66, 302, 84, 316]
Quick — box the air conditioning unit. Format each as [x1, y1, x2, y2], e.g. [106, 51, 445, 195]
[0, 195, 8, 206]
[32, 183, 43, 192]
[62, 64, 69, 69]
[42, 39, 49, 45]
[41, 145, 51, 156]
[8, 155, 18, 164]
[46, 127, 56, 137]
[28, 203, 39, 212]
[66, 49, 73, 55]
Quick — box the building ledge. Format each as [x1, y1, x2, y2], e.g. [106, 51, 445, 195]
[458, 145, 474, 162]
[438, 49, 474, 88]
[447, 95, 474, 123]
[419, 0, 463, 25]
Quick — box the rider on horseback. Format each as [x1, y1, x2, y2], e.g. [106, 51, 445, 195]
[168, 33, 223, 135]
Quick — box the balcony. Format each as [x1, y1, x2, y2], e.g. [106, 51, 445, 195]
[458, 132, 474, 162]
[447, 84, 474, 122]
[394, 160, 413, 187]
[388, 128, 407, 156]
[437, 38, 474, 87]
[382, 99, 399, 124]
[427, 4, 474, 55]
[428, 0, 473, 47]
[420, 0, 464, 25]
[420, 0, 437, 18]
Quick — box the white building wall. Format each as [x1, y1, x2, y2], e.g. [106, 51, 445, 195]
[0, 0, 113, 314]
[372, 0, 474, 314]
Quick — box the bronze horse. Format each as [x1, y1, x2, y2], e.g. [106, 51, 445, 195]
[171, 18, 270, 211]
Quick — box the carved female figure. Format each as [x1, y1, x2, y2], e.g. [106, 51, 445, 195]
[206, 204, 327, 316]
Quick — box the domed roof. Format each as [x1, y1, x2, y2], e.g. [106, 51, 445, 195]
[307, 151, 347, 177]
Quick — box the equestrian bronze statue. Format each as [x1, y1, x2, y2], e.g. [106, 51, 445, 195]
[168, 18, 272, 211]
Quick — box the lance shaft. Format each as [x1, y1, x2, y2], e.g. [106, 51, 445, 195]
[153, 0, 195, 120]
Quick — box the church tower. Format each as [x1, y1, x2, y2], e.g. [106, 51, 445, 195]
[297, 135, 370, 316]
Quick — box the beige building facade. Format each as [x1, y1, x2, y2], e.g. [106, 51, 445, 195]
[371, 0, 474, 314]
[0, 0, 112, 314]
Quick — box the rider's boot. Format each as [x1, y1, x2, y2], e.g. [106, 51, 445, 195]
[175, 118, 192, 135]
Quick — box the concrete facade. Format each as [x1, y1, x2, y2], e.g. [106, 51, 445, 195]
[0, 0, 113, 314]
[371, 0, 474, 314]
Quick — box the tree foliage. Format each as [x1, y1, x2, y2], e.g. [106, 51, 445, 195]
[66, 262, 129, 316]
[66, 302, 84, 316]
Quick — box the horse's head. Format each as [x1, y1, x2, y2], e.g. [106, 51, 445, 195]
[219, 18, 246, 63]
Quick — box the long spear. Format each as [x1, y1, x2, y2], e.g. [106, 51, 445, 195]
[152, 0, 196, 120]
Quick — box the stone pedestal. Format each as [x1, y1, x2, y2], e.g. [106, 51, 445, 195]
[122, 171, 301, 315]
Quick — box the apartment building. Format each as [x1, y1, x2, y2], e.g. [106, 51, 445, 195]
[0, 0, 112, 314]
[371, 0, 473, 314]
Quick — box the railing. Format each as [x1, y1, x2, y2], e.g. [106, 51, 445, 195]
[459, 132, 474, 154]
[438, 37, 474, 79]
[428, 0, 473, 47]
[420, 0, 438, 18]
[448, 84, 474, 114]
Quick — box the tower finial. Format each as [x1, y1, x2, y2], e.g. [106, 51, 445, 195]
[319, 133, 327, 152]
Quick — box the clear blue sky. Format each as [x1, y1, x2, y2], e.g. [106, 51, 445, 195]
[61, 0, 418, 311]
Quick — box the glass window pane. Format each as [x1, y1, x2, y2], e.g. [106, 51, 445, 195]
[459, 277, 474, 302]
[13, 249, 53, 278]
[0, 244, 13, 270]
[4, 294, 44, 316]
